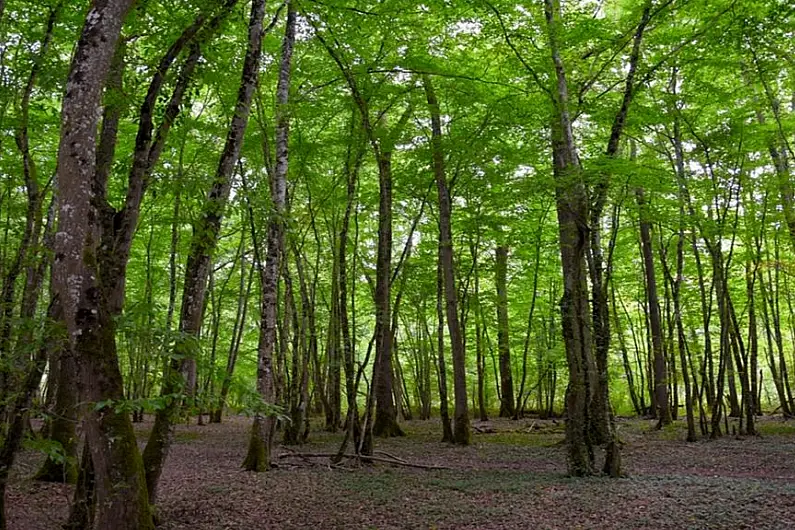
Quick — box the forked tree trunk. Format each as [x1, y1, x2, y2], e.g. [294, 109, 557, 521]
[586, 1, 651, 446]
[51, 1, 153, 528]
[543, 0, 619, 476]
[243, 0, 296, 471]
[335, 110, 365, 457]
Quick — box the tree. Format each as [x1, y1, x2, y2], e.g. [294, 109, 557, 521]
[243, 0, 296, 472]
[423, 74, 470, 445]
[50, 1, 153, 528]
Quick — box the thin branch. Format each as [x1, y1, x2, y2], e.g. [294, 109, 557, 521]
[278, 452, 450, 470]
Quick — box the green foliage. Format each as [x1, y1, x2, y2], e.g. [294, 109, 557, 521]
[2, 0, 795, 453]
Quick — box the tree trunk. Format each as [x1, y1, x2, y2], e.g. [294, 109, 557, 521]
[472, 241, 488, 422]
[544, 0, 622, 476]
[213, 231, 255, 423]
[636, 187, 671, 427]
[586, 1, 651, 446]
[371, 146, 402, 437]
[545, 0, 596, 476]
[495, 246, 515, 418]
[51, 1, 152, 528]
[423, 75, 470, 445]
[144, 0, 265, 500]
[435, 259, 454, 442]
[244, 0, 295, 472]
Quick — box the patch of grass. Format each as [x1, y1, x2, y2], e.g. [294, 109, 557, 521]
[426, 470, 556, 494]
[337, 469, 401, 502]
[757, 419, 795, 436]
[483, 431, 562, 447]
[174, 431, 202, 442]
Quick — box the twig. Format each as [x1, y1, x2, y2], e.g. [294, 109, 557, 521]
[374, 450, 408, 464]
[277, 452, 449, 470]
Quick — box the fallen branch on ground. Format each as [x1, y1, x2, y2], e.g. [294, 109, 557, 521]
[277, 452, 449, 470]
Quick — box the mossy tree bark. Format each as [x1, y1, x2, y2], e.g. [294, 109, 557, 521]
[51, 1, 153, 528]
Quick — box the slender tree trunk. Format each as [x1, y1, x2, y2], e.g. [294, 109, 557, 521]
[472, 242, 488, 422]
[515, 207, 547, 418]
[496, 246, 515, 418]
[0, 294, 53, 530]
[424, 75, 470, 445]
[636, 187, 671, 427]
[587, 1, 651, 446]
[759, 261, 790, 415]
[670, 212, 696, 440]
[213, 231, 255, 423]
[143, 0, 265, 500]
[244, 0, 295, 471]
[435, 258, 454, 442]
[335, 110, 365, 457]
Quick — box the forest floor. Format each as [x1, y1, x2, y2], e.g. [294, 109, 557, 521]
[9, 414, 795, 529]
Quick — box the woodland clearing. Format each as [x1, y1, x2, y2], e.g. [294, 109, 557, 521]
[9, 416, 795, 530]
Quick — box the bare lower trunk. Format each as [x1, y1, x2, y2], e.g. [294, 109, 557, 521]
[435, 261, 453, 442]
[637, 187, 671, 427]
[372, 151, 403, 437]
[495, 246, 515, 418]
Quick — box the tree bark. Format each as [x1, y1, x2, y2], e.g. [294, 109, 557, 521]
[435, 258, 454, 442]
[244, 0, 296, 471]
[586, 1, 651, 446]
[51, 1, 152, 528]
[144, 0, 265, 499]
[636, 187, 671, 427]
[423, 75, 470, 445]
[543, 0, 619, 476]
[495, 246, 515, 418]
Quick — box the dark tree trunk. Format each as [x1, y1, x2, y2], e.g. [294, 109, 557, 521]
[0, 299, 52, 530]
[435, 260, 454, 443]
[472, 241, 488, 422]
[586, 1, 651, 446]
[495, 246, 515, 418]
[371, 147, 402, 437]
[543, 0, 619, 476]
[636, 187, 671, 427]
[335, 110, 365, 458]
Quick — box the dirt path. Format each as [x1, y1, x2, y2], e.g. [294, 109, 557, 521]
[9, 417, 795, 529]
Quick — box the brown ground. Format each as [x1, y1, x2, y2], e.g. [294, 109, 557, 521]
[8, 415, 795, 529]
